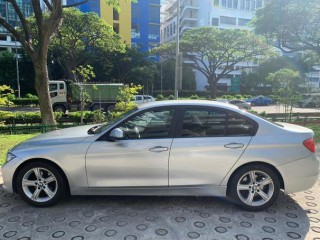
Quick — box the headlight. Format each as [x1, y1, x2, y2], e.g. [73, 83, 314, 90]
[6, 152, 17, 163]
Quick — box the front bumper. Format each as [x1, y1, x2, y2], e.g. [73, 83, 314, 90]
[277, 154, 319, 194]
[1, 157, 22, 193]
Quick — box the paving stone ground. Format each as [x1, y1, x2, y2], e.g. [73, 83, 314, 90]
[0, 149, 319, 240]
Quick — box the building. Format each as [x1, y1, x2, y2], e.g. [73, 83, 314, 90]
[160, 0, 263, 91]
[131, 0, 161, 52]
[0, 0, 32, 51]
[67, 0, 131, 45]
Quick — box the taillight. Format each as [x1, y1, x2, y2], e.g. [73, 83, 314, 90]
[303, 138, 316, 153]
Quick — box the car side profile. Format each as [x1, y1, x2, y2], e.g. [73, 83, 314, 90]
[2, 100, 319, 211]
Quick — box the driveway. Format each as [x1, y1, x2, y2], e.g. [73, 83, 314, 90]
[252, 105, 320, 114]
[0, 151, 319, 239]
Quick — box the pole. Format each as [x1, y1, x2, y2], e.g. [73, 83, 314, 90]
[14, 36, 20, 98]
[160, 61, 163, 94]
[174, 0, 180, 99]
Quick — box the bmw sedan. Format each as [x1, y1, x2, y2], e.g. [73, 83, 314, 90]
[2, 100, 319, 211]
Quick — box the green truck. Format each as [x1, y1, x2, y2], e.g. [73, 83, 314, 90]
[49, 80, 123, 112]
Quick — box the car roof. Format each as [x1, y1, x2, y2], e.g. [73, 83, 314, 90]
[137, 100, 239, 111]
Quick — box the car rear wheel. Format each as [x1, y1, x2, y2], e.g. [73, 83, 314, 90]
[228, 164, 280, 211]
[17, 162, 66, 207]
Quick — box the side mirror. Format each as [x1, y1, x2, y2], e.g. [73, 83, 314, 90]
[110, 128, 124, 140]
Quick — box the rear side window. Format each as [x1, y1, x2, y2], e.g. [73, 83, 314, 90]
[227, 113, 255, 136]
[179, 108, 256, 137]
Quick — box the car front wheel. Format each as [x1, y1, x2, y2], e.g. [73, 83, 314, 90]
[228, 164, 280, 211]
[17, 162, 66, 207]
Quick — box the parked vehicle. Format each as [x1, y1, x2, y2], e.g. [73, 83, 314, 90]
[49, 80, 124, 113]
[2, 100, 318, 211]
[133, 95, 155, 105]
[246, 96, 272, 106]
[229, 100, 251, 110]
[298, 93, 320, 108]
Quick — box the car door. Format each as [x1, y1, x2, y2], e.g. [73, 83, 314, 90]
[86, 107, 177, 187]
[169, 107, 256, 187]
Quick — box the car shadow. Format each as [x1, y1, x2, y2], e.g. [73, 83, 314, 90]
[0, 187, 317, 239]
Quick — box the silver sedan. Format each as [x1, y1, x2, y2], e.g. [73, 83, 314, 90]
[2, 100, 319, 211]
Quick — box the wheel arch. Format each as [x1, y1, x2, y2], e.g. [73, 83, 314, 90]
[226, 161, 285, 194]
[12, 158, 70, 194]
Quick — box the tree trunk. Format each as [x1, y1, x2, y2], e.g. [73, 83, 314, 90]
[34, 58, 56, 125]
[208, 76, 217, 99]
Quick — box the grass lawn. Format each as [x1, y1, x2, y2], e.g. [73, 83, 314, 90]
[306, 124, 320, 143]
[0, 134, 38, 166]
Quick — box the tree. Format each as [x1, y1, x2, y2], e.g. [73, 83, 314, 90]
[266, 68, 303, 118]
[105, 47, 158, 92]
[254, 0, 320, 56]
[155, 27, 273, 98]
[240, 56, 296, 95]
[0, 0, 133, 124]
[49, 8, 124, 79]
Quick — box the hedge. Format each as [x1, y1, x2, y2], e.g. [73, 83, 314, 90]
[0, 110, 106, 125]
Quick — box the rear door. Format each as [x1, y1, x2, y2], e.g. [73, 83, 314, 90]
[169, 107, 256, 186]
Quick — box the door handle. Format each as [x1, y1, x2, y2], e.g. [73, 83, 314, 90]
[149, 146, 169, 152]
[224, 143, 244, 149]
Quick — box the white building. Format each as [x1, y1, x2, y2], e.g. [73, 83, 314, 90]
[160, 0, 263, 91]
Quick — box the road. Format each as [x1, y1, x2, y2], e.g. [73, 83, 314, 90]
[252, 105, 320, 114]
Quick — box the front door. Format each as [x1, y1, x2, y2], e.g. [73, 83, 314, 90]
[86, 108, 176, 187]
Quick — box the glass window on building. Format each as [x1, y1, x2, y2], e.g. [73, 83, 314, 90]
[245, 0, 250, 10]
[238, 18, 250, 26]
[256, 0, 262, 8]
[170, 23, 172, 36]
[148, 24, 160, 40]
[212, 18, 219, 26]
[173, 22, 176, 34]
[113, 8, 119, 20]
[250, 0, 256, 11]
[132, 4, 140, 20]
[233, 0, 238, 9]
[131, 23, 140, 39]
[222, 0, 226, 7]
[220, 16, 236, 25]
[113, 23, 120, 34]
[239, 0, 245, 9]
[214, 0, 219, 7]
[227, 0, 232, 8]
[148, 5, 160, 23]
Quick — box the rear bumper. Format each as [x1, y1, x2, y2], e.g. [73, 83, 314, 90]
[277, 154, 319, 194]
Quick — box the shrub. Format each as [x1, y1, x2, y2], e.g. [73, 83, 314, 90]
[235, 94, 242, 100]
[156, 94, 164, 101]
[11, 98, 39, 106]
[25, 93, 38, 100]
[190, 95, 199, 99]
[168, 95, 175, 100]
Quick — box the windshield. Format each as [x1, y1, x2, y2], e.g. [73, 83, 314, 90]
[94, 108, 138, 134]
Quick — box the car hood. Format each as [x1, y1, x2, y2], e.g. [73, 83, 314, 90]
[11, 124, 100, 151]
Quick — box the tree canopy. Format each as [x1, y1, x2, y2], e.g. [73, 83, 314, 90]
[49, 8, 124, 79]
[254, 0, 320, 55]
[154, 27, 273, 98]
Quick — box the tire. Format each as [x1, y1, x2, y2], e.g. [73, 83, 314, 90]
[53, 105, 66, 113]
[227, 164, 280, 211]
[16, 162, 67, 207]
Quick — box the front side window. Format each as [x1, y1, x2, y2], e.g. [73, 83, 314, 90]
[180, 108, 256, 137]
[118, 109, 175, 139]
